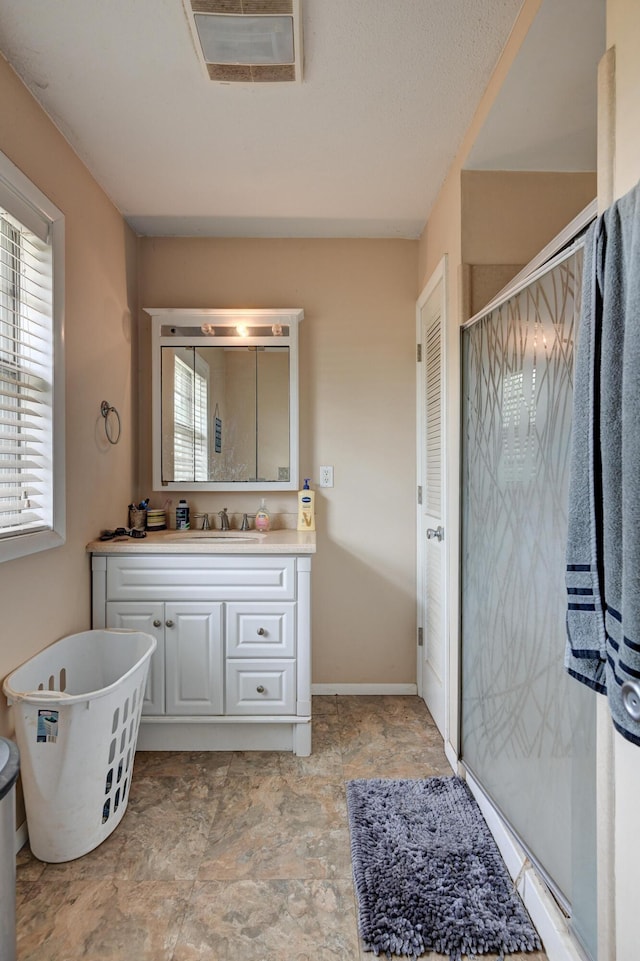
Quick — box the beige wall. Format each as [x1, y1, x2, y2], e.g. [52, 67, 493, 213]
[461, 170, 597, 265]
[0, 53, 138, 763]
[461, 170, 597, 317]
[138, 237, 418, 684]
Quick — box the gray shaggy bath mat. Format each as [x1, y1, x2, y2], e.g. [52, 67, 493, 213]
[346, 776, 541, 960]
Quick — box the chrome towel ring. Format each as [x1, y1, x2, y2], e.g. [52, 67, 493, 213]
[100, 400, 121, 445]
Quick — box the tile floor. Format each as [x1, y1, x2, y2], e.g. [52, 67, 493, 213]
[15, 695, 548, 961]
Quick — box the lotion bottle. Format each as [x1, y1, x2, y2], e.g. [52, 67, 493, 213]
[297, 479, 315, 531]
[255, 498, 271, 532]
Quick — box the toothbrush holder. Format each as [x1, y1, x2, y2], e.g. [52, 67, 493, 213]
[128, 508, 147, 531]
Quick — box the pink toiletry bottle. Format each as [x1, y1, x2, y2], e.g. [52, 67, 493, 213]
[255, 499, 271, 532]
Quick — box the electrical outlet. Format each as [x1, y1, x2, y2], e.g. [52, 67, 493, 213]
[319, 465, 334, 488]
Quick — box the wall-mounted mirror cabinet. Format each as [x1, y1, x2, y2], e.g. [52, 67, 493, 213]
[147, 308, 303, 492]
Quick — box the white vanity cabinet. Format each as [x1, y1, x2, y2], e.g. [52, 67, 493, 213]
[90, 549, 312, 755]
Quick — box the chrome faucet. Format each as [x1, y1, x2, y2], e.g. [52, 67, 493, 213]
[218, 507, 230, 531]
[201, 513, 211, 531]
[241, 513, 255, 531]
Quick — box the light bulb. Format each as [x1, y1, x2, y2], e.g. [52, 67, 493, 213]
[201, 323, 216, 335]
[236, 324, 249, 337]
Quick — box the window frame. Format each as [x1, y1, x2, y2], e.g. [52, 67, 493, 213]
[0, 150, 65, 563]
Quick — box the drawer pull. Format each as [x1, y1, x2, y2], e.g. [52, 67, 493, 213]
[165, 619, 175, 628]
[257, 627, 266, 636]
[153, 619, 162, 628]
[256, 685, 266, 694]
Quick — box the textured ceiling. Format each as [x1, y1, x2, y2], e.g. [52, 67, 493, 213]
[0, 0, 602, 239]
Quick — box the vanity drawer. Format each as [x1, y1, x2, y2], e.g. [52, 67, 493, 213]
[226, 603, 295, 658]
[106, 555, 296, 601]
[226, 660, 296, 715]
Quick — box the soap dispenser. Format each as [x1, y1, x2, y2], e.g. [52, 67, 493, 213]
[255, 499, 271, 532]
[297, 479, 315, 531]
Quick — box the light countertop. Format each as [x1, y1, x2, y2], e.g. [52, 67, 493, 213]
[87, 528, 316, 555]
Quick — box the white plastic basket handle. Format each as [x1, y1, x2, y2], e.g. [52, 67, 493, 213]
[7, 689, 73, 705]
[28, 690, 72, 697]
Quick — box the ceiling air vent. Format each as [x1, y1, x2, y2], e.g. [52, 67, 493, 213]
[184, 0, 303, 83]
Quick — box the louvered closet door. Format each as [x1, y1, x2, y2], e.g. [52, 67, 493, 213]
[418, 280, 446, 736]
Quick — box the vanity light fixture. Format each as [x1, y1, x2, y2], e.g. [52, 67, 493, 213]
[183, 0, 303, 84]
[198, 321, 285, 338]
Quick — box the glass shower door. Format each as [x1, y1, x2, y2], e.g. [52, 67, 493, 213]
[460, 245, 597, 959]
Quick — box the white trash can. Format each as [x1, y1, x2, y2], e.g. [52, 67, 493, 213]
[2, 630, 156, 863]
[0, 737, 19, 961]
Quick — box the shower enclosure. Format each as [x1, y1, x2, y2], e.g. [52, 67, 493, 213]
[460, 235, 597, 959]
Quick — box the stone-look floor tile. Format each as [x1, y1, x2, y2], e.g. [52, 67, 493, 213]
[20, 771, 225, 884]
[343, 753, 445, 780]
[16, 879, 192, 961]
[113, 775, 221, 880]
[226, 750, 287, 776]
[340, 710, 450, 780]
[278, 713, 344, 777]
[338, 694, 436, 721]
[198, 773, 351, 880]
[31, 825, 126, 881]
[134, 750, 230, 780]
[312, 694, 339, 716]
[340, 703, 443, 744]
[15, 845, 47, 881]
[173, 879, 360, 961]
[14, 696, 547, 961]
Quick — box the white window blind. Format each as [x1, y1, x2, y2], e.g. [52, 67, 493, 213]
[0, 150, 64, 563]
[173, 353, 208, 481]
[0, 207, 53, 538]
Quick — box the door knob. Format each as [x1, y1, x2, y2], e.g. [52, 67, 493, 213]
[257, 627, 266, 636]
[426, 526, 444, 542]
[165, 619, 174, 628]
[153, 619, 162, 628]
[256, 685, 265, 694]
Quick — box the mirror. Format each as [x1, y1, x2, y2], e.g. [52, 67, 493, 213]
[147, 309, 303, 491]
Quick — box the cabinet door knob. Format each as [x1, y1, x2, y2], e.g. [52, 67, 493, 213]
[257, 627, 266, 636]
[256, 685, 265, 694]
[153, 619, 162, 628]
[165, 619, 174, 628]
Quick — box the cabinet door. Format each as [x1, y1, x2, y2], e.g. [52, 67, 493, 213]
[106, 602, 165, 715]
[165, 602, 223, 715]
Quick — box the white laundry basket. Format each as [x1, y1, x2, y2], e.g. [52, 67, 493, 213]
[3, 629, 156, 863]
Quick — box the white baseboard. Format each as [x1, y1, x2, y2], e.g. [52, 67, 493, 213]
[312, 683, 418, 696]
[465, 771, 585, 961]
[444, 739, 458, 772]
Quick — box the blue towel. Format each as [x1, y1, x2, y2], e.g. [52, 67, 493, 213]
[565, 181, 640, 745]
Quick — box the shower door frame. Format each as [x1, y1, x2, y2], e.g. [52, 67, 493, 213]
[458, 199, 598, 961]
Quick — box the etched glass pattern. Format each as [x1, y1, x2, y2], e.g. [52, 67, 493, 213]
[461, 247, 597, 957]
